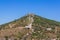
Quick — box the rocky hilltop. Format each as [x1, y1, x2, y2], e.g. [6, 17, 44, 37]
[0, 14, 60, 40]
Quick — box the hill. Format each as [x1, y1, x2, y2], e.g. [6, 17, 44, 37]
[0, 14, 60, 40]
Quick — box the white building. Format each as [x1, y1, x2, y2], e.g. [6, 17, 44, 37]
[25, 23, 32, 29]
[46, 28, 52, 31]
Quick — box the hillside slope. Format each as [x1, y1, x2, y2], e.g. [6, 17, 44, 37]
[0, 14, 60, 40]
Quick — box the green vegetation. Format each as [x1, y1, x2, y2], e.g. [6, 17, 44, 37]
[0, 14, 60, 40]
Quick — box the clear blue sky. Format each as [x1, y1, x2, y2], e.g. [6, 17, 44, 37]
[0, 0, 60, 25]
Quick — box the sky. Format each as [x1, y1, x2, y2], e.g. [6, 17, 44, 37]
[0, 0, 60, 25]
